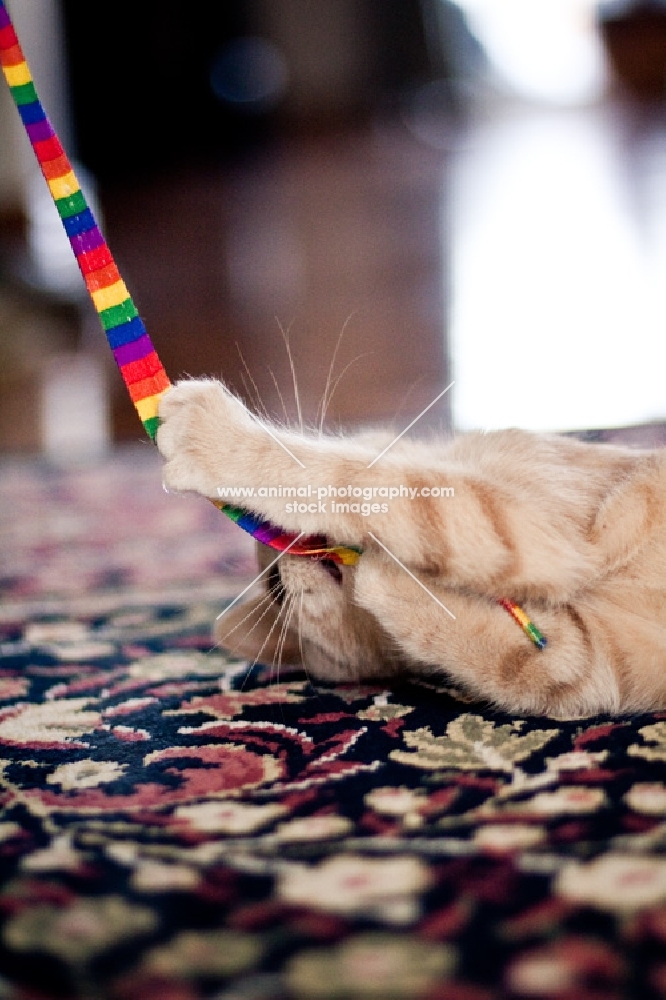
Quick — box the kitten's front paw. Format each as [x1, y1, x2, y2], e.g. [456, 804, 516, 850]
[157, 378, 254, 497]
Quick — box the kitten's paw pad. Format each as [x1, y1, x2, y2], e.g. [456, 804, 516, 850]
[158, 379, 240, 430]
[158, 380, 251, 449]
[157, 379, 250, 496]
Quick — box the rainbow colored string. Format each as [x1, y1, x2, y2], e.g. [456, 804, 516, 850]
[0, 1, 546, 644]
[213, 503, 361, 565]
[0, 0, 358, 567]
[498, 599, 547, 650]
[0, 2, 168, 441]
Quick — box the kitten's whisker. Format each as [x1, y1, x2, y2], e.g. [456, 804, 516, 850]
[267, 366, 289, 428]
[204, 586, 280, 664]
[215, 582, 287, 695]
[201, 637, 278, 707]
[239, 370, 259, 415]
[216, 586, 278, 647]
[236, 343, 271, 422]
[276, 316, 303, 436]
[238, 665, 255, 692]
[368, 531, 456, 619]
[271, 594, 289, 693]
[318, 352, 371, 434]
[391, 376, 426, 426]
[273, 596, 289, 674]
[297, 588, 307, 666]
[366, 381, 455, 468]
[237, 659, 258, 693]
[222, 605, 283, 687]
[216, 535, 305, 621]
[287, 590, 326, 710]
[248, 589, 289, 680]
[317, 313, 354, 436]
[235, 344, 262, 414]
[295, 588, 322, 701]
[275, 591, 297, 674]
[274, 593, 298, 725]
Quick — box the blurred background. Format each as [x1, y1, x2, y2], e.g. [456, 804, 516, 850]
[2, 0, 666, 459]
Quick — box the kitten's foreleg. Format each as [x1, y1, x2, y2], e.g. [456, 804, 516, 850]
[156, 380, 606, 603]
[353, 554, 620, 717]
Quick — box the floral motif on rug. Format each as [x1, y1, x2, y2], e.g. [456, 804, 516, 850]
[1, 446, 666, 999]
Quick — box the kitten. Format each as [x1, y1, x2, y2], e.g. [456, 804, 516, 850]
[157, 378, 666, 718]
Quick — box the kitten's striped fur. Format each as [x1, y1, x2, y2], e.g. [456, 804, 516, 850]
[158, 379, 666, 718]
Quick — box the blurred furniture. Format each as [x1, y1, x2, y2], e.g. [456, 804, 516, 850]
[599, 0, 666, 99]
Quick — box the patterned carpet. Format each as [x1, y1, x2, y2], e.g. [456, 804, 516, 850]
[2, 438, 666, 999]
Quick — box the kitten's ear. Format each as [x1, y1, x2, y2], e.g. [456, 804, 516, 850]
[214, 594, 301, 665]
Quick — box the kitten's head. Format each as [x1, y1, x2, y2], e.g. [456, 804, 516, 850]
[214, 541, 399, 681]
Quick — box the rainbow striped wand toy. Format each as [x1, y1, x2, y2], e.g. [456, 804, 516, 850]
[0, 2, 546, 649]
[0, 1, 358, 567]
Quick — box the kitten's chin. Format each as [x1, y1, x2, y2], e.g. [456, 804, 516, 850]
[300, 637, 400, 684]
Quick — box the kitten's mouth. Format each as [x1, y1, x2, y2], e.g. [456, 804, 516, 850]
[268, 564, 286, 604]
[304, 536, 343, 582]
[319, 558, 343, 584]
[305, 537, 344, 584]
[268, 554, 343, 598]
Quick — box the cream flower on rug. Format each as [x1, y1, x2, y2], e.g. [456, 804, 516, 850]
[47, 759, 127, 790]
[624, 782, 666, 815]
[555, 854, 666, 912]
[174, 800, 286, 834]
[518, 786, 607, 816]
[364, 786, 427, 816]
[273, 815, 352, 842]
[473, 823, 546, 853]
[278, 854, 433, 924]
[0, 699, 101, 747]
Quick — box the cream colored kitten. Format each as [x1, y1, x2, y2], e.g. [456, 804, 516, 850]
[157, 378, 666, 718]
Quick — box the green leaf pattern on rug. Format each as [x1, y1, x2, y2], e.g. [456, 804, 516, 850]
[285, 932, 457, 998]
[357, 702, 414, 723]
[391, 714, 559, 771]
[628, 722, 666, 763]
[3, 896, 157, 964]
[143, 928, 265, 978]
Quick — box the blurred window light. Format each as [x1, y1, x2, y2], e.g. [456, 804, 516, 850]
[453, 0, 609, 105]
[449, 108, 666, 432]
